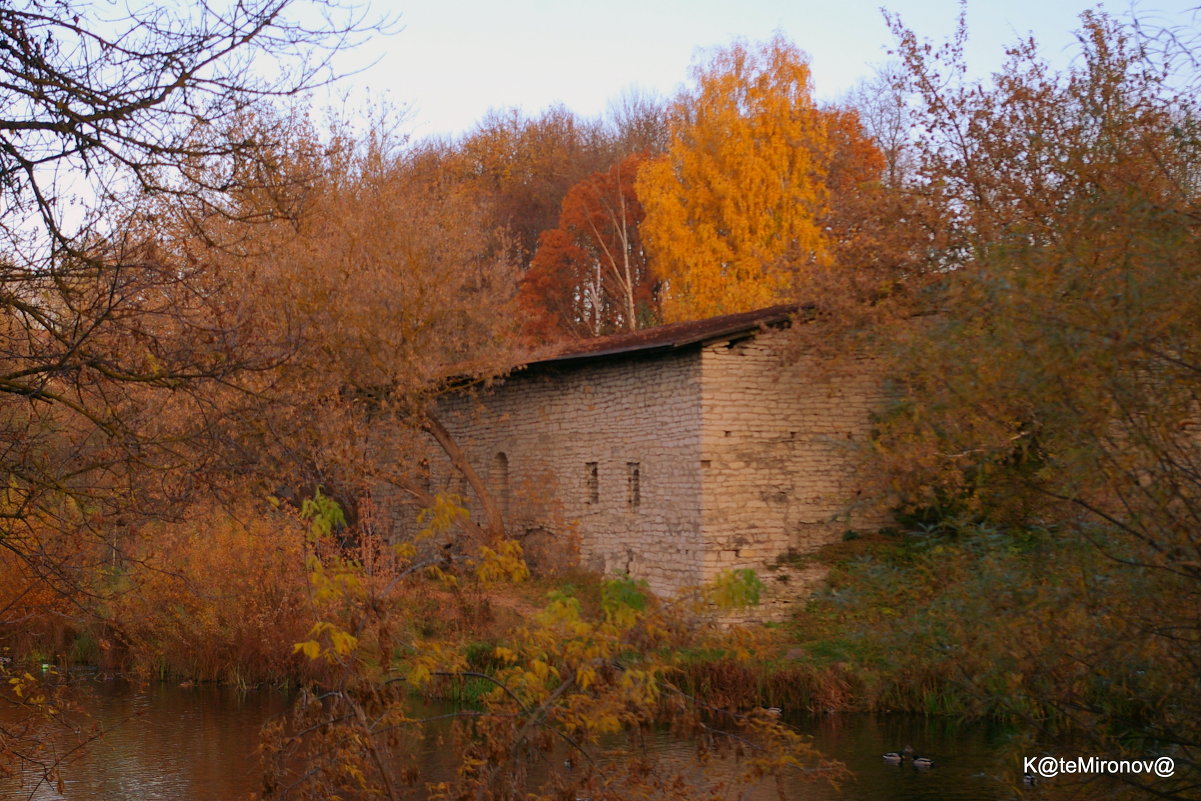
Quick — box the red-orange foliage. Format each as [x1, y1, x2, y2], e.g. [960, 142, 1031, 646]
[805, 106, 932, 316]
[0, 525, 78, 657]
[824, 108, 887, 209]
[104, 497, 317, 683]
[520, 154, 657, 341]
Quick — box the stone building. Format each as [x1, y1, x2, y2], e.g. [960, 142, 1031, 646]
[414, 305, 886, 601]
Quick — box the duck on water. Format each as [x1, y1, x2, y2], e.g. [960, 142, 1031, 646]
[882, 745, 915, 763]
[882, 745, 934, 767]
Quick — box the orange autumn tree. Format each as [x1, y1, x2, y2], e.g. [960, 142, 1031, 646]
[520, 153, 657, 341]
[636, 35, 884, 322]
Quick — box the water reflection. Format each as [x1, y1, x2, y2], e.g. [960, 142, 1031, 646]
[578, 712, 1021, 801]
[2, 680, 288, 801]
[785, 713, 1021, 800]
[2, 682, 1024, 801]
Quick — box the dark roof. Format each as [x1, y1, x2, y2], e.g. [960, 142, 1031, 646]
[521, 304, 798, 370]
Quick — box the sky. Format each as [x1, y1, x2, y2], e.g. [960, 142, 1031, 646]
[322, 0, 1198, 141]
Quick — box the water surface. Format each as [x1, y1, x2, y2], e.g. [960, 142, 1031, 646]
[2, 681, 1027, 800]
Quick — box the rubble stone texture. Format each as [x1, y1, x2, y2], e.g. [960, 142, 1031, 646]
[400, 314, 885, 605]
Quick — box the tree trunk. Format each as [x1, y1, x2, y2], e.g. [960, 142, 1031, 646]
[421, 411, 506, 543]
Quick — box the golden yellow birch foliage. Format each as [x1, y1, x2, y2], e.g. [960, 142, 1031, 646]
[636, 35, 832, 322]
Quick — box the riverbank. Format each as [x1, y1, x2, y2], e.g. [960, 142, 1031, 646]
[5, 518, 1167, 731]
[4, 514, 1186, 799]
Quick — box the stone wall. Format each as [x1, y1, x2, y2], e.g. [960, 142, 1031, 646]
[394, 327, 887, 605]
[424, 351, 706, 597]
[698, 328, 886, 584]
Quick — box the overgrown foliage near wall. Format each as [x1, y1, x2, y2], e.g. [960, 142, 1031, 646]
[857, 10, 1201, 799]
[259, 500, 844, 801]
[674, 523, 1193, 800]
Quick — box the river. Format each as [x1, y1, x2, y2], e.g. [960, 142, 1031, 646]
[2, 678, 1029, 800]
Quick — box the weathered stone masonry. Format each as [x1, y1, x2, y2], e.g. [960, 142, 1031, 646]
[699, 330, 883, 579]
[435, 350, 705, 594]
[408, 306, 885, 600]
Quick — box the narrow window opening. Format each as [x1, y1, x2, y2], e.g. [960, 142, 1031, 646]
[491, 452, 510, 514]
[585, 462, 599, 505]
[627, 462, 641, 509]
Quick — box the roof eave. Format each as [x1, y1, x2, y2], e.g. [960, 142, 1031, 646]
[522, 306, 798, 371]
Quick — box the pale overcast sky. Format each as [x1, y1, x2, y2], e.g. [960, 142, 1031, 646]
[325, 1, 1197, 140]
